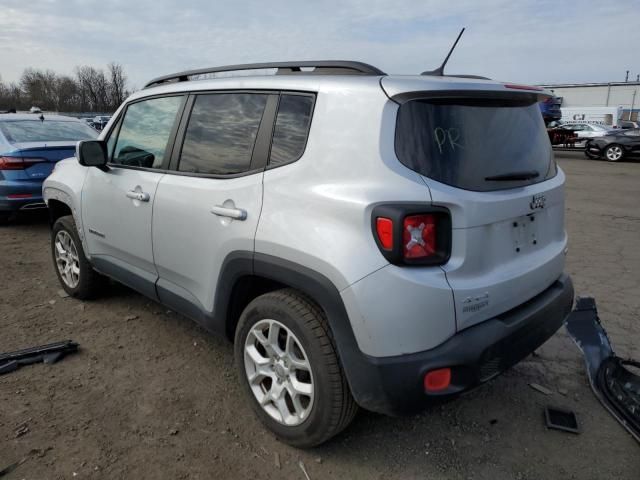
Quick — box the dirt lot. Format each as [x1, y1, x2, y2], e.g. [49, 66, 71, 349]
[1, 151, 639, 479]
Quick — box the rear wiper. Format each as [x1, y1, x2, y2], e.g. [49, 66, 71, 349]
[485, 170, 539, 181]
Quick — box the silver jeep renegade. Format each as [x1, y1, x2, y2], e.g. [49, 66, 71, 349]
[44, 60, 574, 447]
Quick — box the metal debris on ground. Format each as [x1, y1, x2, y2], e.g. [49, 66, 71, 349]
[274, 452, 280, 469]
[529, 383, 553, 395]
[565, 296, 640, 443]
[298, 460, 311, 480]
[0, 340, 79, 375]
[544, 406, 580, 434]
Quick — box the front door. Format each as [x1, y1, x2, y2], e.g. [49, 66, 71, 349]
[82, 95, 185, 297]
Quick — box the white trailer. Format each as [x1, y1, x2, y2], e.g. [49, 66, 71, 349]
[560, 106, 624, 127]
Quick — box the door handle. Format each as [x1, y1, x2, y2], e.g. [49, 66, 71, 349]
[126, 190, 150, 202]
[210, 205, 247, 220]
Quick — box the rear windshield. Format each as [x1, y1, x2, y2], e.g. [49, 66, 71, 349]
[0, 120, 98, 143]
[395, 98, 556, 191]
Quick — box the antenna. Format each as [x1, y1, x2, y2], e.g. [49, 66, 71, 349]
[421, 27, 466, 76]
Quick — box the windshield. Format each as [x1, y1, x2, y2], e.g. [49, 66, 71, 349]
[395, 98, 556, 191]
[0, 119, 98, 143]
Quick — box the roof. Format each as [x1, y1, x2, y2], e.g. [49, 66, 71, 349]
[539, 81, 640, 88]
[134, 71, 546, 104]
[0, 113, 82, 122]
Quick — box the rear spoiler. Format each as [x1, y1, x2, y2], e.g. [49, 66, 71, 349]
[386, 88, 551, 105]
[380, 76, 552, 105]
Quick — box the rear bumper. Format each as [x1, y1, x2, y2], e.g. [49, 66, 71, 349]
[0, 180, 46, 212]
[349, 274, 574, 415]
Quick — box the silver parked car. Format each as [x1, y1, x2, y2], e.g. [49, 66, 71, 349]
[43, 61, 574, 447]
[558, 122, 614, 139]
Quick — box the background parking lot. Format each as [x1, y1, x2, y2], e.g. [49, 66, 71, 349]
[1, 151, 639, 479]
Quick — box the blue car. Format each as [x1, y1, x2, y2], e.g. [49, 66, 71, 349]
[0, 114, 97, 223]
[539, 95, 562, 125]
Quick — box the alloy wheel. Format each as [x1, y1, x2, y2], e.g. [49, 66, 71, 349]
[244, 319, 314, 426]
[54, 230, 80, 288]
[606, 146, 623, 161]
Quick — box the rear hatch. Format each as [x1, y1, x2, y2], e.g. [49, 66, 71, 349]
[384, 78, 567, 332]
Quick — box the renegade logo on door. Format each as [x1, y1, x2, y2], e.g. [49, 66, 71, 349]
[530, 193, 546, 210]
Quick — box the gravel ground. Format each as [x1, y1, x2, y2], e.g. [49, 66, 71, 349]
[1, 151, 639, 479]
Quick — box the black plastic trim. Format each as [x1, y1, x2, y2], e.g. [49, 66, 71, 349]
[89, 247, 573, 417]
[91, 256, 159, 301]
[251, 94, 279, 171]
[371, 203, 452, 266]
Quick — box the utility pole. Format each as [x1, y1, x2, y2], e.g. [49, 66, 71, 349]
[625, 70, 629, 82]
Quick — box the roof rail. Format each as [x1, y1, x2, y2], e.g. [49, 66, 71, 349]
[144, 61, 386, 88]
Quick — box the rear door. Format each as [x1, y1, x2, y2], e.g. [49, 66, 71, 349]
[81, 95, 185, 298]
[392, 90, 567, 331]
[152, 92, 277, 325]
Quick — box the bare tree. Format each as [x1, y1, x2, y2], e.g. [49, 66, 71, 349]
[107, 62, 127, 109]
[0, 63, 129, 113]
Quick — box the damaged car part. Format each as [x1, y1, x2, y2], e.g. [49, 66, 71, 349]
[0, 340, 79, 375]
[565, 297, 640, 443]
[544, 406, 580, 434]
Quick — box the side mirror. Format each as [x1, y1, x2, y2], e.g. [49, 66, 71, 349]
[77, 140, 108, 169]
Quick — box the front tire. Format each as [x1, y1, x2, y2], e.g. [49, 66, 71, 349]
[51, 215, 104, 299]
[604, 144, 624, 162]
[234, 289, 358, 447]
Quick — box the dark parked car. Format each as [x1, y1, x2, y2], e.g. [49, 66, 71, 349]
[585, 129, 640, 162]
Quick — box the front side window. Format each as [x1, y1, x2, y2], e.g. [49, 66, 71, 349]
[112, 96, 184, 169]
[269, 94, 314, 166]
[395, 97, 555, 191]
[178, 93, 268, 175]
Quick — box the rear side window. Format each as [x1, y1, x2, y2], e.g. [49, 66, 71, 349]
[178, 93, 268, 175]
[112, 96, 184, 169]
[0, 120, 97, 143]
[269, 94, 314, 166]
[395, 98, 556, 191]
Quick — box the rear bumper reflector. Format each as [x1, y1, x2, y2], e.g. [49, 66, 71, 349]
[7, 193, 33, 199]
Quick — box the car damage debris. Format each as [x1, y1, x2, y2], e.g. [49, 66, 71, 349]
[544, 406, 580, 434]
[0, 340, 79, 375]
[565, 297, 640, 443]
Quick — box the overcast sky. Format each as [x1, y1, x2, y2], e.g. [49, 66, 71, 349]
[1, 0, 638, 89]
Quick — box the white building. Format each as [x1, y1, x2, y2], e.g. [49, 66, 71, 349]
[540, 81, 639, 123]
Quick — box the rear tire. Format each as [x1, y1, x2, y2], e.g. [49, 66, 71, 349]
[604, 144, 624, 162]
[51, 215, 104, 299]
[234, 288, 358, 447]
